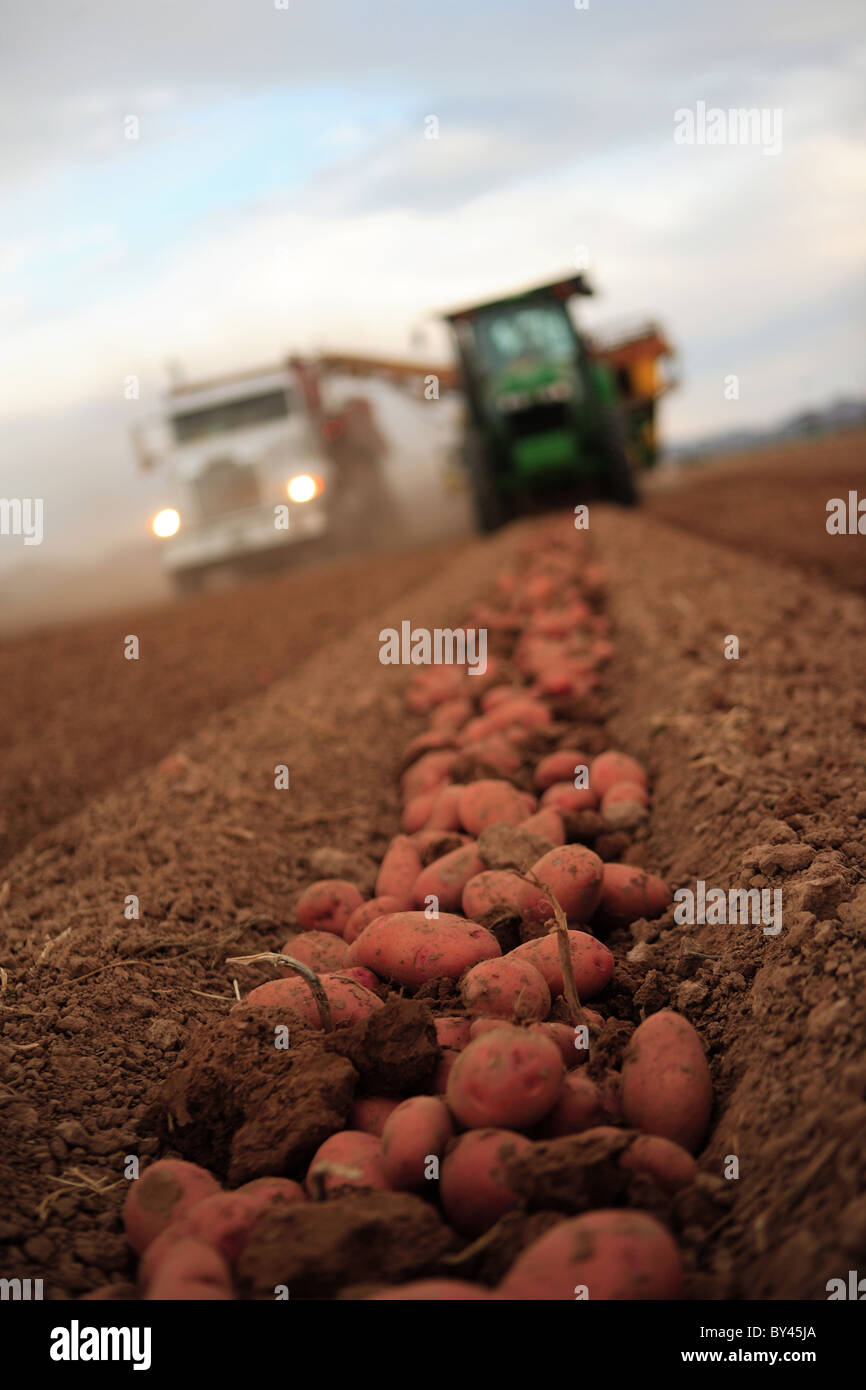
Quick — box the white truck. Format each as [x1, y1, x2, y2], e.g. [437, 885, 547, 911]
[138, 363, 333, 592]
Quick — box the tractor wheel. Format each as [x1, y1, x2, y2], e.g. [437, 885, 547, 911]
[463, 433, 509, 532]
[597, 408, 639, 507]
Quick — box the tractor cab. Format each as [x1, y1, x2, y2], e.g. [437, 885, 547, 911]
[443, 275, 638, 530]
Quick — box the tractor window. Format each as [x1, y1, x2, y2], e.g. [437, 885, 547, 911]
[475, 304, 576, 371]
[171, 389, 290, 444]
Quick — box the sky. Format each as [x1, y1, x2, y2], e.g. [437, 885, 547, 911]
[1, 0, 865, 568]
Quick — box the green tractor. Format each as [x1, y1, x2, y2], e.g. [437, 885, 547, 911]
[443, 274, 641, 531]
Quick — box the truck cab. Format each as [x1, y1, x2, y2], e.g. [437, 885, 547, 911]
[141, 364, 331, 591]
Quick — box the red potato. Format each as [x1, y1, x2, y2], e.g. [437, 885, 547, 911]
[621, 1010, 712, 1153]
[280, 930, 349, 974]
[596, 863, 673, 925]
[406, 666, 466, 713]
[295, 879, 363, 936]
[425, 784, 464, 831]
[540, 783, 598, 814]
[458, 736, 523, 778]
[462, 869, 526, 922]
[534, 750, 589, 791]
[401, 791, 438, 833]
[446, 1027, 564, 1130]
[519, 807, 566, 846]
[381, 1096, 453, 1191]
[460, 957, 551, 1023]
[481, 685, 520, 712]
[376, 835, 423, 908]
[411, 843, 486, 912]
[305, 1131, 388, 1197]
[144, 1237, 234, 1301]
[601, 780, 650, 811]
[367, 1279, 491, 1301]
[500, 1209, 682, 1300]
[510, 930, 614, 1000]
[525, 845, 604, 924]
[619, 1134, 698, 1193]
[410, 828, 471, 856]
[400, 750, 456, 802]
[403, 729, 458, 764]
[430, 697, 474, 731]
[536, 1072, 605, 1136]
[245, 973, 383, 1028]
[349, 911, 500, 988]
[440, 1129, 531, 1235]
[435, 1016, 472, 1050]
[351, 1096, 402, 1136]
[343, 896, 403, 945]
[123, 1159, 221, 1254]
[528, 1017, 603, 1068]
[590, 750, 648, 798]
[486, 696, 552, 733]
[469, 1017, 520, 1040]
[140, 1184, 303, 1287]
[457, 780, 536, 836]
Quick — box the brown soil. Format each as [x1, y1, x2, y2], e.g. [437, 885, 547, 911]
[2, 433, 865, 1300]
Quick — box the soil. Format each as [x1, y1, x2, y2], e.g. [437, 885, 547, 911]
[1, 430, 865, 1300]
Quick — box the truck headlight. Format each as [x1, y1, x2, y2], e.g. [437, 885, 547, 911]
[287, 474, 323, 503]
[153, 508, 181, 538]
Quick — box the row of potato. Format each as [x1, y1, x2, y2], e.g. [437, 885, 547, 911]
[126, 527, 712, 1299]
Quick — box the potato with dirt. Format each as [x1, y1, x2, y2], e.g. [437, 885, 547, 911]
[446, 1026, 564, 1130]
[500, 1209, 683, 1300]
[460, 957, 551, 1022]
[123, 1159, 221, 1254]
[295, 879, 364, 936]
[440, 1128, 532, 1235]
[621, 1010, 712, 1152]
[349, 910, 500, 987]
[381, 1096, 454, 1191]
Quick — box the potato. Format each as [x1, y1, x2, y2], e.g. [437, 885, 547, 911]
[458, 780, 536, 836]
[534, 751, 589, 792]
[469, 1017, 519, 1041]
[446, 1027, 563, 1130]
[351, 1096, 402, 1136]
[280, 930, 349, 974]
[525, 845, 604, 924]
[140, 1185, 303, 1287]
[619, 1134, 698, 1192]
[425, 784, 464, 831]
[596, 863, 673, 925]
[430, 1049, 460, 1095]
[403, 729, 458, 763]
[245, 973, 383, 1028]
[621, 1010, 712, 1152]
[600, 780, 650, 811]
[434, 1016, 472, 1050]
[400, 750, 456, 801]
[519, 807, 566, 846]
[406, 666, 466, 713]
[500, 1209, 682, 1300]
[430, 697, 474, 731]
[462, 869, 526, 922]
[349, 911, 500, 988]
[460, 957, 551, 1022]
[458, 736, 523, 778]
[440, 1129, 532, 1235]
[536, 1072, 605, 1136]
[510, 930, 614, 1000]
[381, 1097, 453, 1191]
[485, 695, 552, 733]
[343, 896, 403, 945]
[540, 783, 598, 814]
[328, 966, 380, 991]
[412, 843, 486, 912]
[295, 879, 363, 936]
[144, 1237, 234, 1301]
[590, 750, 648, 798]
[375, 835, 423, 908]
[401, 791, 437, 833]
[123, 1159, 221, 1254]
[528, 1017, 602, 1068]
[305, 1131, 388, 1196]
[367, 1279, 491, 1300]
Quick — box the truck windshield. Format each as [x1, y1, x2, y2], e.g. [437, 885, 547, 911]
[474, 303, 576, 373]
[171, 389, 289, 444]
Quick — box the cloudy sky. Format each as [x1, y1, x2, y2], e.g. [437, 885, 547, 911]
[1, 0, 864, 565]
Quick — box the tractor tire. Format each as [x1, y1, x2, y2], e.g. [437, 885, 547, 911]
[597, 408, 639, 507]
[463, 433, 509, 532]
